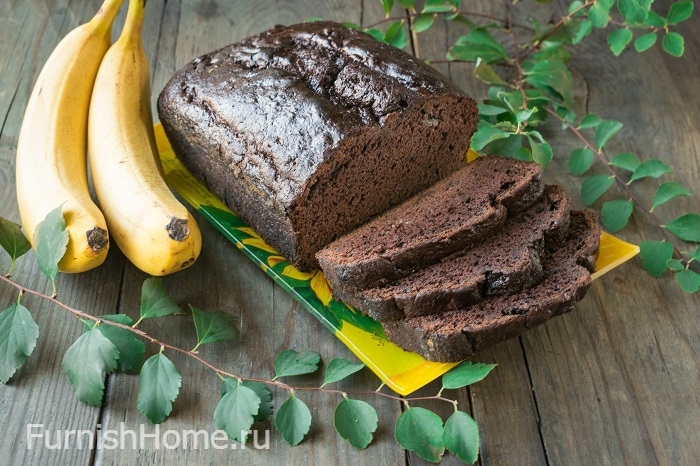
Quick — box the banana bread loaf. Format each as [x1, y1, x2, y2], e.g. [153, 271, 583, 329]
[381, 210, 600, 362]
[334, 185, 572, 322]
[157, 21, 478, 271]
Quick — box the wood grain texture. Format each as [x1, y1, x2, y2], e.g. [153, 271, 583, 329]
[1, 0, 700, 465]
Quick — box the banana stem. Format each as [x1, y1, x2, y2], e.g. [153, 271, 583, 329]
[121, 0, 147, 42]
[91, 0, 126, 33]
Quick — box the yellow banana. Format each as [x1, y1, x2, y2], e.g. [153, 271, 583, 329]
[15, 0, 124, 273]
[88, 0, 201, 276]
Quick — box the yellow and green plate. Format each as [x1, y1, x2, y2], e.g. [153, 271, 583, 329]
[155, 124, 640, 396]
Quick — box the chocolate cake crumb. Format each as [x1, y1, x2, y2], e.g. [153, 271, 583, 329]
[334, 185, 571, 322]
[381, 210, 600, 362]
[316, 156, 544, 292]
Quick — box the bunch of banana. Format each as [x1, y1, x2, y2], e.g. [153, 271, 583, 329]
[15, 0, 124, 273]
[88, 0, 202, 276]
[16, 0, 201, 276]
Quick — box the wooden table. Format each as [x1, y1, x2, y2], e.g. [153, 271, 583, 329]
[1, 0, 699, 464]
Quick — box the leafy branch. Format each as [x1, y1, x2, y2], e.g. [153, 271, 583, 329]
[0, 210, 492, 464]
[366, 0, 698, 292]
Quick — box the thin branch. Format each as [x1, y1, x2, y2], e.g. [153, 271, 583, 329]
[0, 273, 458, 405]
[520, 0, 594, 61]
[543, 106, 687, 262]
[363, 9, 533, 31]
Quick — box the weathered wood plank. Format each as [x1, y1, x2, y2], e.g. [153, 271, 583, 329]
[0, 2, 130, 465]
[521, 2, 700, 464]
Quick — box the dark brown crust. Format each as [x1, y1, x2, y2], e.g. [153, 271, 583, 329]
[157, 21, 478, 271]
[381, 210, 600, 362]
[317, 156, 544, 292]
[334, 185, 572, 321]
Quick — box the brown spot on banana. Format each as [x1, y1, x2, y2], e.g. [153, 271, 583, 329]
[87, 226, 109, 253]
[166, 217, 190, 241]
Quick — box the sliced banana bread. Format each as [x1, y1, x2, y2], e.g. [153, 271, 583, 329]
[333, 185, 572, 321]
[381, 210, 600, 362]
[316, 156, 544, 292]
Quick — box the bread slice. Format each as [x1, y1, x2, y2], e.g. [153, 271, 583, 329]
[317, 156, 544, 292]
[334, 185, 572, 322]
[381, 210, 600, 362]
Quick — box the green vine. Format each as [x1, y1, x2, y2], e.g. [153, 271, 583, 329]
[365, 0, 698, 292]
[0, 208, 490, 464]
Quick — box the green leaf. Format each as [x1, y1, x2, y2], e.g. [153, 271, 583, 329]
[470, 121, 511, 151]
[214, 382, 261, 442]
[34, 205, 68, 292]
[423, 0, 455, 13]
[190, 305, 238, 351]
[629, 159, 672, 183]
[578, 113, 601, 129]
[381, 0, 393, 17]
[571, 18, 593, 44]
[569, 148, 595, 175]
[667, 1, 693, 25]
[617, 0, 651, 24]
[609, 152, 640, 172]
[275, 395, 312, 446]
[398, 0, 416, 8]
[137, 352, 182, 424]
[634, 32, 657, 52]
[412, 13, 435, 33]
[95, 315, 145, 373]
[0, 301, 39, 383]
[662, 32, 684, 57]
[138, 277, 183, 322]
[676, 269, 700, 293]
[395, 406, 445, 462]
[581, 175, 615, 206]
[594, 119, 623, 150]
[588, 2, 611, 28]
[274, 349, 321, 379]
[334, 398, 378, 449]
[449, 29, 508, 64]
[517, 108, 536, 124]
[442, 361, 497, 391]
[568, 0, 584, 14]
[322, 358, 365, 386]
[664, 214, 700, 242]
[384, 21, 408, 49]
[62, 327, 119, 406]
[528, 138, 553, 168]
[0, 217, 31, 274]
[608, 28, 633, 56]
[523, 59, 574, 108]
[474, 58, 507, 85]
[639, 240, 674, 277]
[477, 103, 508, 116]
[364, 28, 385, 42]
[667, 259, 685, 271]
[644, 11, 667, 27]
[221, 378, 273, 421]
[443, 410, 479, 465]
[601, 199, 634, 232]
